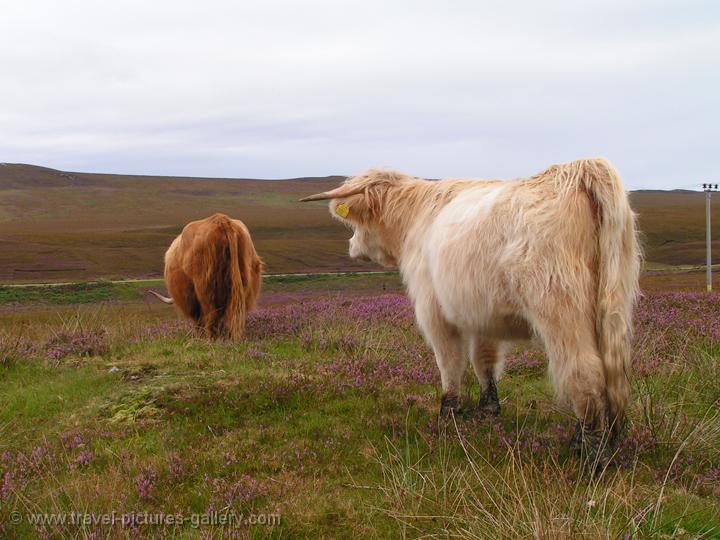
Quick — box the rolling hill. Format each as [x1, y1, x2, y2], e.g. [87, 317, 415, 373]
[0, 163, 717, 282]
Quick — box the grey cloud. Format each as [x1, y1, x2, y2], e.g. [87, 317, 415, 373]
[0, 0, 718, 188]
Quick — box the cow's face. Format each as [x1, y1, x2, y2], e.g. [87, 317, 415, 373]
[300, 170, 407, 269]
[348, 224, 397, 267]
[331, 199, 398, 268]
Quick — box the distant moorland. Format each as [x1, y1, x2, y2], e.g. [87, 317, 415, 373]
[0, 163, 717, 282]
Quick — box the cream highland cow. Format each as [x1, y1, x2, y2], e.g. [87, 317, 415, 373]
[301, 158, 641, 463]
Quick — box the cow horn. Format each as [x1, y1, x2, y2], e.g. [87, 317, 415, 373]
[299, 184, 366, 202]
[148, 290, 174, 304]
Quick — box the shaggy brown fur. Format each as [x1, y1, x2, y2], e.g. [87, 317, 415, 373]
[155, 213, 262, 339]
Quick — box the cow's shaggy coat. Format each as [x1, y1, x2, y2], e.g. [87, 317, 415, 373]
[151, 213, 262, 340]
[301, 159, 641, 456]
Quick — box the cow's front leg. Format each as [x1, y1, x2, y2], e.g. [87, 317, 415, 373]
[469, 338, 504, 416]
[437, 342, 466, 417]
[415, 295, 466, 417]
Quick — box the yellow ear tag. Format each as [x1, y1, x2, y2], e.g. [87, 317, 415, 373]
[335, 203, 350, 218]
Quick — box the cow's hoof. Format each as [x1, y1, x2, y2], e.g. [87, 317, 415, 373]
[478, 380, 500, 417]
[569, 422, 583, 455]
[583, 446, 616, 476]
[478, 394, 500, 416]
[439, 394, 462, 418]
[570, 422, 616, 473]
[477, 401, 500, 417]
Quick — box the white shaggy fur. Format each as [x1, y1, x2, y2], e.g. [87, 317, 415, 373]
[302, 159, 641, 436]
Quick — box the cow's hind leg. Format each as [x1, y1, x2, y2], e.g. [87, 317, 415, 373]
[416, 295, 466, 417]
[531, 303, 612, 466]
[192, 278, 223, 339]
[168, 270, 203, 330]
[469, 337, 503, 416]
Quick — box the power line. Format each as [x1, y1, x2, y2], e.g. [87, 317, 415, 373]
[703, 184, 719, 292]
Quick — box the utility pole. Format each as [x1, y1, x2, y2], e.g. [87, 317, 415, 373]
[703, 183, 719, 292]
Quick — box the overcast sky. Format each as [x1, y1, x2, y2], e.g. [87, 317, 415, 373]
[1, 0, 718, 188]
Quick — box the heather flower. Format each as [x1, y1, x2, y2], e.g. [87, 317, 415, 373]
[167, 455, 186, 483]
[246, 346, 268, 361]
[140, 320, 191, 341]
[506, 349, 544, 373]
[74, 450, 93, 467]
[616, 423, 657, 468]
[405, 394, 423, 406]
[29, 445, 48, 465]
[210, 474, 263, 506]
[60, 431, 85, 450]
[135, 465, 158, 501]
[45, 329, 109, 360]
[697, 464, 720, 496]
[245, 294, 413, 341]
[0, 471, 13, 500]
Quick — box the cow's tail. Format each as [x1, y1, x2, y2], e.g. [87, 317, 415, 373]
[579, 159, 641, 434]
[218, 216, 247, 340]
[197, 215, 247, 340]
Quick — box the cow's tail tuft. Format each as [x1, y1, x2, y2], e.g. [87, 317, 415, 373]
[580, 159, 641, 434]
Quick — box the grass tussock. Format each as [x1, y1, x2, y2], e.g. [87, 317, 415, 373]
[371, 404, 720, 539]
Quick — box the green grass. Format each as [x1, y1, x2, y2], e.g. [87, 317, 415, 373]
[0, 272, 403, 306]
[1, 363, 119, 440]
[0, 275, 718, 538]
[0, 281, 150, 305]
